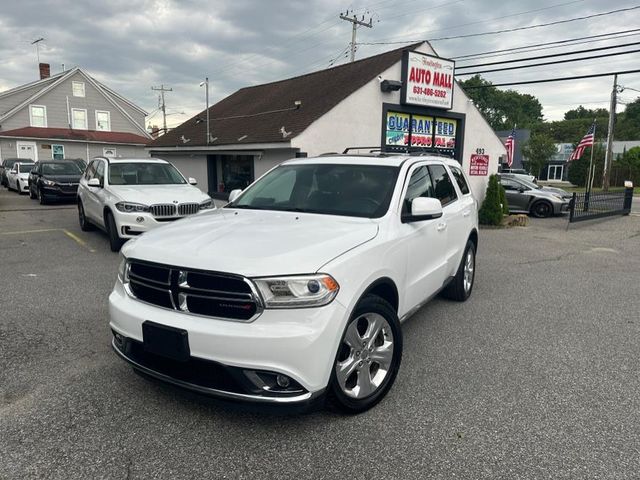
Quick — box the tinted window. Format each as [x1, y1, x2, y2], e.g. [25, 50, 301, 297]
[95, 161, 105, 182]
[500, 178, 520, 191]
[85, 161, 97, 180]
[108, 162, 186, 185]
[229, 164, 399, 219]
[449, 166, 470, 195]
[403, 165, 434, 214]
[428, 164, 457, 206]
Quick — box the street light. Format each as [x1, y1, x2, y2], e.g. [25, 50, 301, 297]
[199, 77, 210, 144]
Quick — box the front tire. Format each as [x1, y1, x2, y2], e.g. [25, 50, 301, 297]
[442, 240, 476, 302]
[29, 185, 36, 199]
[327, 295, 402, 414]
[105, 211, 123, 252]
[38, 187, 47, 205]
[530, 200, 552, 218]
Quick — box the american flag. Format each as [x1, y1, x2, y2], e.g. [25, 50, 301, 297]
[569, 123, 596, 161]
[504, 127, 516, 167]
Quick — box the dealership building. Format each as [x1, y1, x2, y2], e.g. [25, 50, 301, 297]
[148, 41, 506, 200]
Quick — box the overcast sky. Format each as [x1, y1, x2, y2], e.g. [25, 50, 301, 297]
[1, 0, 638, 129]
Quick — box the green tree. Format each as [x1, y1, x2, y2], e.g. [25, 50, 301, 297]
[616, 97, 640, 140]
[479, 174, 506, 225]
[521, 133, 557, 178]
[563, 105, 608, 120]
[614, 146, 640, 185]
[459, 75, 544, 130]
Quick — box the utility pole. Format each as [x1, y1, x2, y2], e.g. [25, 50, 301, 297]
[200, 77, 210, 144]
[602, 74, 618, 191]
[339, 12, 373, 62]
[151, 84, 173, 133]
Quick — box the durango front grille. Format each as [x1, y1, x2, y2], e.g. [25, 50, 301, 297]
[125, 260, 262, 321]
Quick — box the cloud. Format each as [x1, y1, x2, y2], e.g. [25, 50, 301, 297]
[1, 0, 638, 129]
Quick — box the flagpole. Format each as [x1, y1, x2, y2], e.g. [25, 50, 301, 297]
[586, 119, 596, 195]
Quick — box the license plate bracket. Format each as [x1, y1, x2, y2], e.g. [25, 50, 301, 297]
[142, 321, 190, 362]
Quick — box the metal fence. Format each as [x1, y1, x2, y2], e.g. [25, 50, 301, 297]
[569, 187, 634, 223]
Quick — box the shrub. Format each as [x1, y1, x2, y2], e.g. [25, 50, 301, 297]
[479, 174, 506, 225]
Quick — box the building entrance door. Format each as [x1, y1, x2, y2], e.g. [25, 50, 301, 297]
[548, 164, 563, 182]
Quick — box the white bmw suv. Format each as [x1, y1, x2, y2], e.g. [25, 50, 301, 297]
[109, 154, 478, 413]
[77, 157, 214, 251]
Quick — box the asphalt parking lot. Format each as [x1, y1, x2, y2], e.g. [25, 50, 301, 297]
[1, 187, 639, 479]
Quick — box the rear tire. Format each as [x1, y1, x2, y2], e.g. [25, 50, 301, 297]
[326, 295, 402, 414]
[78, 201, 94, 231]
[441, 240, 476, 302]
[105, 211, 123, 252]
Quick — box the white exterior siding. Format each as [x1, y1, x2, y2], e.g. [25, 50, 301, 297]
[0, 138, 146, 163]
[293, 44, 505, 201]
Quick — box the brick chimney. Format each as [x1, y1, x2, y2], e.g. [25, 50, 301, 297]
[39, 63, 50, 80]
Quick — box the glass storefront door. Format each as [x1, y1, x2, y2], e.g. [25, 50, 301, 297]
[547, 164, 564, 181]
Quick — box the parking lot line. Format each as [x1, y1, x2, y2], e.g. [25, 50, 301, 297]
[63, 229, 96, 253]
[0, 227, 96, 253]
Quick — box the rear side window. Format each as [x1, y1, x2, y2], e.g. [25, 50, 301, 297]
[428, 164, 458, 206]
[449, 166, 470, 195]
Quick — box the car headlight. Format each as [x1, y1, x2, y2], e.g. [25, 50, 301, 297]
[253, 274, 339, 308]
[199, 199, 214, 210]
[117, 254, 129, 283]
[115, 202, 149, 213]
[42, 179, 56, 186]
[552, 194, 565, 201]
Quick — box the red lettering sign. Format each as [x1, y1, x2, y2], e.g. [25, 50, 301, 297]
[469, 154, 489, 176]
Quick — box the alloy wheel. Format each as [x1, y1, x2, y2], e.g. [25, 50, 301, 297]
[463, 248, 475, 293]
[335, 313, 394, 399]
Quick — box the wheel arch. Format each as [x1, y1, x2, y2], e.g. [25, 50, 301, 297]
[468, 228, 478, 252]
[358, 277, 399, 313]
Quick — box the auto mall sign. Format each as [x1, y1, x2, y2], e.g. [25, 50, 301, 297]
[401, 51, 455, 110]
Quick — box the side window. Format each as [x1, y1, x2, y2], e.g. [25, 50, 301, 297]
[500, 178, 519, 191]
[402, 165, 434, 214]
[449, 166, 470, 195]
[85, 161, 97, 180]
[428, 164, 458, 206]
[95, 161, 105, 183]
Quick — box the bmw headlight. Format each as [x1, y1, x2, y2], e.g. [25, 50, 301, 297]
[253, 274, 339, 308]
[115, 202, 149, 213]
[117, 254, 129, 283]
[199, 199, 214, 210]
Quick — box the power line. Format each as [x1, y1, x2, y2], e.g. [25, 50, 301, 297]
[452, 28, 640, 60]
[456, 41, 640, 69]
[358, 5, 640, 44]
[456, 48, 640, 76]
[460, 69, 640, 89]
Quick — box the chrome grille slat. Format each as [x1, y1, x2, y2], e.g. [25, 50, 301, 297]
[178, 203, 199, 216]
[125, 260, 261, 322]
[150, 203, 176, 217]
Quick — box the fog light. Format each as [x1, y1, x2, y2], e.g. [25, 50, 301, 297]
[276, 374, 290, 388]
[136, 216, 144, 223]
[113, 331, 124, 348]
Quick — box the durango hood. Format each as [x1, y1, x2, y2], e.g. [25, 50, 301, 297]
[122, 209, 379, 277]
[110, 184, 209, 205]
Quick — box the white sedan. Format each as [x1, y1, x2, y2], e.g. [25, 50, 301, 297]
[6, 162, 35, 194]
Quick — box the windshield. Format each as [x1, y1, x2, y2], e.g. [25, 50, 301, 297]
[18, 163, 34, 173]
[42, 162, 82, 175]
[108, 162, 186, 185]
[227, 163, 400, 218]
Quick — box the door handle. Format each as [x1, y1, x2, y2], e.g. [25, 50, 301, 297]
[437, 222, 447, 232]
[463, 210, 471, 217]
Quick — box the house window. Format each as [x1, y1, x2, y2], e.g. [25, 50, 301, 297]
[72, 81, 85, 97]
[52, 144, 65, 160]
[29, 105, 47, 127]
[72, 109, 87, 129]
[96, 111, 111, 131]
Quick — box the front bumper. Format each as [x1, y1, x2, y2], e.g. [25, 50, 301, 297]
[112, 210, 206, 238]
[41, 185, 78, 199]
[109, 279, 346, 402]
[555, 201, 570, 214]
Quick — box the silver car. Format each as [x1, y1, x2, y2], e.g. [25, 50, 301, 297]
[498, 175, 570, 218]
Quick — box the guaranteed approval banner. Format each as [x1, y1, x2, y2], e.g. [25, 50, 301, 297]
[401, 51, 455, 110]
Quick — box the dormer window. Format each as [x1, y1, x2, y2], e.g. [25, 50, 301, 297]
[29, 105, 47, 127]
[72, 81, 85, 97]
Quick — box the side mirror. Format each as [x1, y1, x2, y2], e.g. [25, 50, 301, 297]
[518, 187, 526, 193]
[87, 178, 101, 188]
[402, 197, 443, 223]
[10, 169, 17, 174]
[228, 189, 242, 203]
[188, 177, 198, 185]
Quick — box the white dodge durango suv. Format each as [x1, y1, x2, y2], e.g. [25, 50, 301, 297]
[77, 157, 214, 251]
[109, 154, 478, 412]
